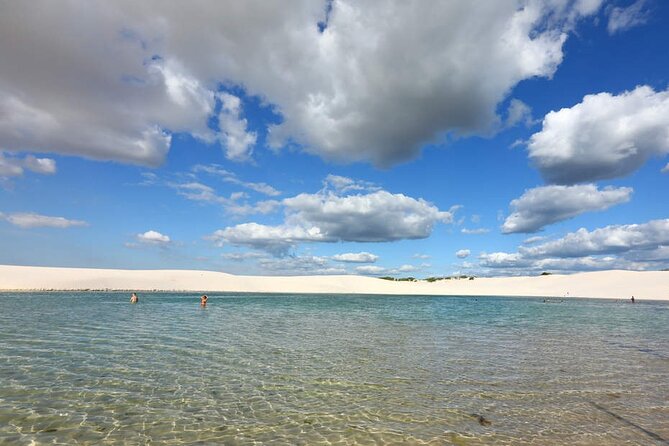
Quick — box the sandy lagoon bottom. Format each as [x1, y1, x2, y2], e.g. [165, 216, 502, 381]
[0, 292, 668, 445]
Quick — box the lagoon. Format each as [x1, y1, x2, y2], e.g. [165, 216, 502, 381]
[0, 292, 668, 445]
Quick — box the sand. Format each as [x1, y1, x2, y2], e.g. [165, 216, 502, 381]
[0, 265, 668, 300]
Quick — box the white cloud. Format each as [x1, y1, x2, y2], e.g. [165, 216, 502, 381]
[138, 172, 159, 186]
[0, 152, 56, 178]
[210, 186, 453, 254]
[171, 181, 280, 216]
[505, 99, 534, 127]
[266, 1, 601, 166]
[209, 222, 323, 255]
[322, 175, 379, 194]
[323, 175, 356, 191]
[355, 265, 387, 275]
[607, 0, 649, 34]
[331, 252, 379, 263]
[222, 250, 369, 275]
[137, 230, 171, 245]
[22, 155, 56, 174]
[193, 164, 280, 196]
[283, 191, 452, 242]
[462, 228, 490, 235]
[523, 235, 548, 245]
[528, 86, 669, 184]
[456, 249, 471, 259]
[397, 264, 419, 273]
[520, 219, 669, 258]
[149, 60, 217, 141]
[661, 163, 669, 174]
[173, 182, 219, 203]
[477, 218, 669, 274]
[0, 49, 188, 166]
[479, 252, 531, 268]
[257, 255, 346, 276]
[624, 245, 669, 262]
[230, 192, 248, 201]
[222, 250, 355, 275]
[222, 252, 266, 262]
[480, 252, 649, 273]
[355, 263, 422, 276]
[510, 139, 527, 149]
[413, 253, 430, 259]
[0, 155, 23, 178]
[227, 200, 281, 216]
[217, 93, 257, 161]
[502, 184, 632, 233]
[534, 256, 650, 272]
[1, 212, 87, 228]
[0, 1, 602, 167]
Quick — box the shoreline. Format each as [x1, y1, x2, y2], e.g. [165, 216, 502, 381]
[3, 290, 669, 304]
[1, 265, 668, 300]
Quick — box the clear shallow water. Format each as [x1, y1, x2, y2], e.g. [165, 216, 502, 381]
[0, 293, 668, 445]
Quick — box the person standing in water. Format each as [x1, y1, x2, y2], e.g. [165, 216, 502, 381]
[130, 293, 139, 303]
[631, 296, 635, 303]
[200, 295, 208, 306]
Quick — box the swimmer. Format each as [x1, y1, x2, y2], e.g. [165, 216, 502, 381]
[200, 294, 208, 306]
[631, 296, 635, 303]
[130, 293, 139, 303]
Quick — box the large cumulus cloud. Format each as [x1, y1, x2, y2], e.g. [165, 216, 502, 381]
[0, 0, 602, 166]
[479, 218, 669, 273]
[503, 85, 668, 234]
[209, 188, 453, 255]
[502, 184, 632, 233]
[528, 86, 669, 184]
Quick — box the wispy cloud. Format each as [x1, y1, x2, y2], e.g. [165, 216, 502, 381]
[1, 212, 87, 228]
[193, 164, 280, 196]
[607, 0, 650, 34]
[461, 228, 490, 235]
[505, 99, 535, 128]
[322, 175, 380, 194]
[171, 181, 280, 216]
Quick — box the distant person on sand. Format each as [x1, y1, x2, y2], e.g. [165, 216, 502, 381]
[130, 293, 138, 303]
[200, 295, 208, 306]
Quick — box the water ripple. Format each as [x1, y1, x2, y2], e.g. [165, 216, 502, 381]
[0, 293, 668, 445]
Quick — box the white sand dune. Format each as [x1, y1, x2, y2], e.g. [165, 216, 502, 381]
[0, 265, 667, 300]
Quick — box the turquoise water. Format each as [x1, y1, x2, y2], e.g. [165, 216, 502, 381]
[0, 293, 668, 445]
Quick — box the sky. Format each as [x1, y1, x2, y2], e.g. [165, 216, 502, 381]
[1, 0, 668, 277]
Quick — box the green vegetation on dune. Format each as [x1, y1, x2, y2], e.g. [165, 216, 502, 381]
[380, 275, 476, 282]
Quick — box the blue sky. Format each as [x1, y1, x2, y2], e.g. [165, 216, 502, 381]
[1, 0, 668, 276]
